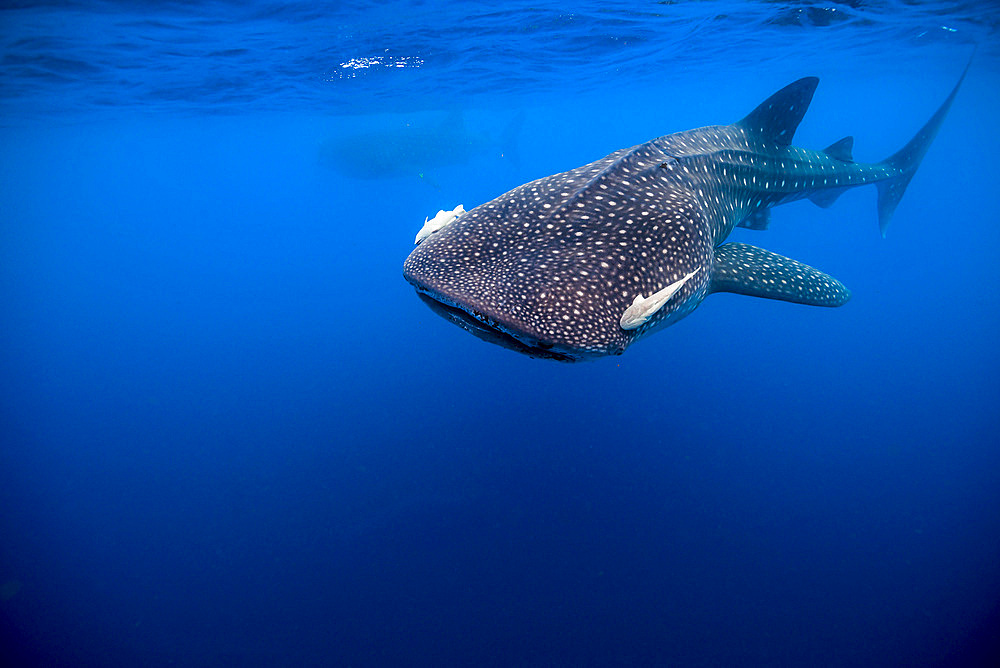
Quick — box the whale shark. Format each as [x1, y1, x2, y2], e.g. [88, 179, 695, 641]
[403, 65, 969, 361]
[320, 111, 522, 182]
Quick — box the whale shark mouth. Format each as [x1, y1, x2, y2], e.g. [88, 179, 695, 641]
[412, 290, 580, 362]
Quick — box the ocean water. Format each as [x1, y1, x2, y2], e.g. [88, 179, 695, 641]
[1, 1, 999, 666]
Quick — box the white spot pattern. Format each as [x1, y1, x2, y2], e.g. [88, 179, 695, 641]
[402, 75, 943, 360]
[404, 140, 717, 357]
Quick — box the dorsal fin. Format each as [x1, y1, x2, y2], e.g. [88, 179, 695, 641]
[823, 136, 854, 162]
[737, 77, 819, 146]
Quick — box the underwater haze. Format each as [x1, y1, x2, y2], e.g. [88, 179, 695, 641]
[2, 1, 999, 666]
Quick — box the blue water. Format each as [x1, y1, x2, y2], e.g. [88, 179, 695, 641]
[2, 1, 999, 666]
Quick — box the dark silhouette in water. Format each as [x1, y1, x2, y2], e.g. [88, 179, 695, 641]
[319, 110, 522, 181]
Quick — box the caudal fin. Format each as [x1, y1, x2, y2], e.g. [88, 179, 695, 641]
[876, 56, 972, 237]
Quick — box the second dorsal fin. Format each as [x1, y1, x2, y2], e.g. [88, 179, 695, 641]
[737, 77, 819, 146]
[823, 136, 854, 162]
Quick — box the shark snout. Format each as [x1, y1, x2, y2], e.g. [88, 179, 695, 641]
[403, 235, 633, 359]
[403, 258, 542, 342]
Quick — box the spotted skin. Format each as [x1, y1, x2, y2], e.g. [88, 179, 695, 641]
[710, 243, 849, 307]
[404, 66, 968, 361]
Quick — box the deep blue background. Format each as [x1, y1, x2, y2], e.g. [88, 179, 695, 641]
[2, 2, 999, 666]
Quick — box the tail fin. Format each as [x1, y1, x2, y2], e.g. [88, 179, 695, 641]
[876, 56, 972, 236]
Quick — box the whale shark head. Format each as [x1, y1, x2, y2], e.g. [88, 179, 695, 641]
[403, 156, 713, 361]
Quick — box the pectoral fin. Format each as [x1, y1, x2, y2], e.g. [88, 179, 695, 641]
[709, 242, 850, 307]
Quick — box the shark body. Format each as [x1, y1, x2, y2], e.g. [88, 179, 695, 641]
[403, 66, 968, 361]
